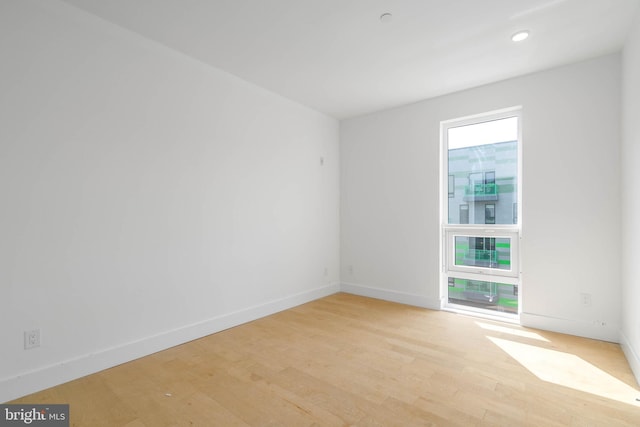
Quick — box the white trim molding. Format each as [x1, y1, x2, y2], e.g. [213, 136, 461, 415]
[340, 282, 441, 310]
[620, 331, 640, 386]
[520, 312, 620, 343]
[0, 283, 340, 403]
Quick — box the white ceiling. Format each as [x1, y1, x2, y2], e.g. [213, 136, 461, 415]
[60, 0, 639, 119]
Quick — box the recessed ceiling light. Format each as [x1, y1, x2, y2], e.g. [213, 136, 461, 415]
[380, 13, 393, 23]
[511, 30, 530, 42]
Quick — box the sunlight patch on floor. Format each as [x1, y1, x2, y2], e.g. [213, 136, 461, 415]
[475, 321, 549, 342]
[487, 336, 640, 406]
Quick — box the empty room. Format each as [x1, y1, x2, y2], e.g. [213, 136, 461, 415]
[2, 0, 640, 425]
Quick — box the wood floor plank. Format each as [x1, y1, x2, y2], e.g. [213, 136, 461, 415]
[10, 293, 640, 426]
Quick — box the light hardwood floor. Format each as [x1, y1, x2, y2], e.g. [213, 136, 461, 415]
[11, 293, 640, 426]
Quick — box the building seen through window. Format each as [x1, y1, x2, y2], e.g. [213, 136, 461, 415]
[448, 140, 517, 225]
[444, 114, 520, 316]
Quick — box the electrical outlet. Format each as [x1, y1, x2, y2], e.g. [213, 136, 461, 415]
[580, 293, 592, 307]
[24, 329, 40, 350]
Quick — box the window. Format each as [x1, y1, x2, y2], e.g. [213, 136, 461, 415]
[448, 175, 455, 198]
[485, 171, 495, 185]
[459, 204, 469, 224]
[485, 204, 495, 224]
[447, 278, 517, 314]
[447, 116, 518, 226]
[469, 172, 483, 190]
[442, 108, 521, 317]
[446, 230, 518, 278]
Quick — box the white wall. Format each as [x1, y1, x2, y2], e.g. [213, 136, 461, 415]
[621, 11, 640, 383]
[341, 54, 622, 341]
[0, 0, 339, 402]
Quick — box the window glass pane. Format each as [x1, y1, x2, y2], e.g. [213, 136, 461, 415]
[447, 117, 518, 225]
[448, 277, 518, 314]
[454, 236, 511, 271]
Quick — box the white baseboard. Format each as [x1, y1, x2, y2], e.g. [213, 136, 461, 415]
[340, 282, 441, 310]
[520, 312, 620, 343]
[6, 284, 629, 403]
[620, 331, 640, 387]
[0, 283, 340, 403]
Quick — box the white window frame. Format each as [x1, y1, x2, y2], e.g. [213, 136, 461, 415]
[444, 227, 519, 281]
[440, 107, 522, 316]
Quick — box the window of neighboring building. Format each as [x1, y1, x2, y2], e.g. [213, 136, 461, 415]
[459, 204, 469, 224]
[448, 175, 455, 198]
[485, 171, 495, 185]
[485, 203, 495, 224]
